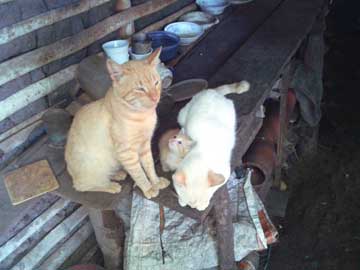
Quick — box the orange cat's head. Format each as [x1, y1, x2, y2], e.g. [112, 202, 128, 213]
[106, 47, 162, 111]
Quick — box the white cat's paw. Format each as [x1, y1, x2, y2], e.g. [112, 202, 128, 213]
[143, 186, 159, 199]
[178, 198, 187, 207]
[155, 177, 170, 190]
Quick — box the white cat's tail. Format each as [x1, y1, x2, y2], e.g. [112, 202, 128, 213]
[214, 80, 250, 96]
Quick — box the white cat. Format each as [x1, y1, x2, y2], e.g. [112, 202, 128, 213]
[172, 81, 249, 211]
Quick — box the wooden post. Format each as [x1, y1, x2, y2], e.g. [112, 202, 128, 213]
[88, 209, 124, 270]
[214, 187, 236, 270]
[116, 0, 135, 39]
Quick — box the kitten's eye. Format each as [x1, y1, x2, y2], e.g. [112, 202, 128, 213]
[173, 136, 177, 138]
[178, 141, 182, 144]
[136, 87, 146, 92]
[155, 81, 160, 86]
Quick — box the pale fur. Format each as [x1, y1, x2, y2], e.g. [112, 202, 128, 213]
[158, 81, 250, 176]
[173, 81, 250, 210]
[159, 128, 193, 172]
[65, 48, 169, 198]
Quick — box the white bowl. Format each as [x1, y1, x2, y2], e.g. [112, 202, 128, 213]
[196, 0, 230, 15]
[102, 40, 129, 64]
[129, 48, 153, 60]
[179, 11, 219, 30]
[164, 22, 204, 46]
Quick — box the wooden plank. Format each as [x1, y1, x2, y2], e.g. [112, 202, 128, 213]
[138, 2, 197, 34]
[0, 64, 77, 122]
[11, 206, 88, 270]
[0, 198, 71, 263]
[173, 0, 285, 83]
[0, 0, 177, 87]
[38, 221, 94, 270]
[0, 0, 111, 46]
[209, 0, 325, 115]
[0, 111, 44, 143]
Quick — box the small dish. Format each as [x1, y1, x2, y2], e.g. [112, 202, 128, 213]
[196, 0, 230, 15]
[178, 11, 219, 30]
[129, 48, 153, 60]
[164, 22, 204, 46]
[147, 31, 180, 62]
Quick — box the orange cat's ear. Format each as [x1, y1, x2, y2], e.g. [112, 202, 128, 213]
[208, 170, 226, 187]
[147, 47, 162, 67]
[172, 170, 186, 186]
[106, 59, 123, 81]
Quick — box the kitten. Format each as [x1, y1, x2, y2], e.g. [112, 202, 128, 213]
[158, 81, 250, 174]
[159, 128, 194, 172]
[172, 81, 250, 210]
[65, 48, 169, 198]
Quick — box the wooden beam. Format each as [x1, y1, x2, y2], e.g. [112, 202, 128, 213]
[116, 0, 135, 39]
[0, 0, 177, 87]
[0, 199, 71, 263]
[0, 64, 77, 122]
[138, 2, 197, 34]
[11, 207, 88, 270]
[0, 0, 111, 46]
[38, 221, 94, 270]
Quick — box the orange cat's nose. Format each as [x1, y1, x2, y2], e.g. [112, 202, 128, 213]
[149, 92, 159, 102]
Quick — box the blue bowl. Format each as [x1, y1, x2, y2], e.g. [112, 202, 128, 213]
[147, 31, 180, 62]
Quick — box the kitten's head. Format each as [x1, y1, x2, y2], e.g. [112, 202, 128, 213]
[106, 47, 162, 111]
[168, 131, 193, 157]
[172, 156, 226, 211]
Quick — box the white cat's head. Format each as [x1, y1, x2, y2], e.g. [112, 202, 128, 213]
[172, 156, 226, 211]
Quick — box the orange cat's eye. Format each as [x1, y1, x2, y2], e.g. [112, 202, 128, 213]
[155, 81, 159, 86]
[136, 87, 146, 92]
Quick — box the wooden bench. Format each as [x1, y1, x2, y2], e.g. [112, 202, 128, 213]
[3, 0, 326, 268]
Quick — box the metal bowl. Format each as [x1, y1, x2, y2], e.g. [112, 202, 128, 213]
[179, 11, 219, 30]
[164, 22, 204, 46]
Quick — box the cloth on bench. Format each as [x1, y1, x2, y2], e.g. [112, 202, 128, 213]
[123, 170, 278, 270]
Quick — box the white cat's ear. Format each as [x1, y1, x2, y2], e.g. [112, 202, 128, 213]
[147, 47, 162, 66]
[208, 170, 226, 187]
[172, 170, 186, 186]
[106, 59, 123, 81]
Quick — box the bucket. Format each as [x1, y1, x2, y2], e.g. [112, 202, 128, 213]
[102, 40, 129, 64]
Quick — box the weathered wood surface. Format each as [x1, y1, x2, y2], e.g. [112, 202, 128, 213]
[209, 0, 326, 116]
[0, 0, 111, 45]
[11, 207, 88, 270]
[0, 65, 78, 122]
[173, 0, 285, 83]
[0, 0, 177, 87]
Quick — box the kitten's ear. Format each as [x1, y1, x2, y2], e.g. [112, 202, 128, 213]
[208, 170, 226, 187]
[172, 170, 186, 186]
[106, 59, 123, 81]
[147, 47, 162, 66]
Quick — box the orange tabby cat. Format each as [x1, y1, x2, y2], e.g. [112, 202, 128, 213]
[65, 48, 169, 198]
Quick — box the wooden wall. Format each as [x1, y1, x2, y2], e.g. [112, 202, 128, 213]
[0, 0, 195, 168]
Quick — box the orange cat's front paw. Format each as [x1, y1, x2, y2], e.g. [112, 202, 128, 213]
[143, 186, 159, 199]
[155, 177, 170, 190]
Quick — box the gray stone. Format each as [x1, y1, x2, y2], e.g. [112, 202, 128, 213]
[0, 33, 36, 62]
[0, 73, 32, 102]
[0, 2, 21, 28]
[19, 0, 48, 20]
[44, 0, 80, 10]
[9, 98, 48, 125]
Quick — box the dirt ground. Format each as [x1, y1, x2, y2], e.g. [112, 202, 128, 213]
[268, 6, 360, 270]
